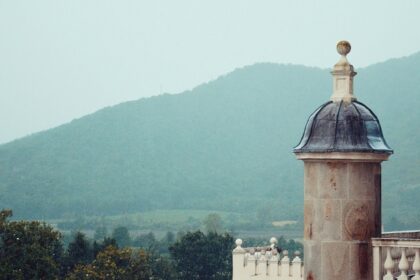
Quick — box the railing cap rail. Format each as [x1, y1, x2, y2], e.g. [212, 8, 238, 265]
[372, 237, 420, 248]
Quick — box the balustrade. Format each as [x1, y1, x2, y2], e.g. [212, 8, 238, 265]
[233, 234, 420, 279]
[372, 237, 420, 280]
[232, 238, 303, 280]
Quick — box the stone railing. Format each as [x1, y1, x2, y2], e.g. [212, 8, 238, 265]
[372, 232, 420, 280]
[232, 238, 303, 280]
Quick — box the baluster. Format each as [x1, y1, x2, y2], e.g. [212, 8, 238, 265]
[383, 247, 395, 280]
[412, 248, 420, 280]
[257, 249, 267, 276]
[268, 247, 279, 279]
[407, 248, 416, 262]
[373, 245, 381, 280]
[280, 250, 290, 277]
[292, 251, 302, 278]
[267, 237, 278, 279]
[247, 249, 257, 276]
[232, 239, 246, 280]
[392, 248, 400, 274]
[397, 248, 409, 280]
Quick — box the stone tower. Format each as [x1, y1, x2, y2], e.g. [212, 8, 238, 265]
[294, 41, 393, 280]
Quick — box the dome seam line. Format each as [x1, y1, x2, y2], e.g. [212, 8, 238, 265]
[332, 100, 343, 150]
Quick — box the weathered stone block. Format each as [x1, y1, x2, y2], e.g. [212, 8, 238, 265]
[319, 199, 342, 241]
[304, 199, 316, 240]
[318, 162, 348, 199]
[348, 163, 379, 200]
[349, 241, 372, 280]
[321, 242, 350, 279]
[342, 200, 376, 241]
[304, 240, 321, 280]
[304, 162, 319, 199]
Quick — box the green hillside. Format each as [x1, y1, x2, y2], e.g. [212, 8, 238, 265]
[1, 54, 419, 229]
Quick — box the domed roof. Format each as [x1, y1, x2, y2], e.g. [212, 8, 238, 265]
[294, 41, 392, 155]
[294, 100, 393, 154]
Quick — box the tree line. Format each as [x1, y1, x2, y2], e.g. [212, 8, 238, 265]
[0, 209, 302, 279]
[0, 209, 235, 279]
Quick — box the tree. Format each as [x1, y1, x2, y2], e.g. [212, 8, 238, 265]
[157, 231, 176, 254]
[149, 254, 178, 280]
[93, 237, 118, 257]
[65, 246, 153, 280]
[112, 226, 131, 247]
[93, 226, 108, 241]
[203, 213, 223, 234]
[0, 209, 63, 279]
[65, 231, 94, 272]
[164, 231, 175, 244]
[133, 232, 158, 252]
[170, 230, 234, 280]
[276, 236, 303, 256]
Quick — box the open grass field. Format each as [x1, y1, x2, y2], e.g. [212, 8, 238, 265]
[46, 209, 303, 240]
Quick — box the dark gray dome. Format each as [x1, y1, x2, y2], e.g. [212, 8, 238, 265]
[294, 100, 393, 154]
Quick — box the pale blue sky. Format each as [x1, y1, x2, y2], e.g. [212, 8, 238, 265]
[1, 0, 420, 143]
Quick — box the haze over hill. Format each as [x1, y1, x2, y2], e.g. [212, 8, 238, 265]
[1, 53, 419, 229]
[2, 1, 420, 144]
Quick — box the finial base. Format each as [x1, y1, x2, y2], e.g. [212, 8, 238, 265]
[331, 41, 357, 102]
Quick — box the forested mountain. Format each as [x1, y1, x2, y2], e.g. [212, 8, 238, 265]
[1, 53, 419, 228]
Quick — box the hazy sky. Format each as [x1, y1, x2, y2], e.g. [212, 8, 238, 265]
[1, 0, 420, 144]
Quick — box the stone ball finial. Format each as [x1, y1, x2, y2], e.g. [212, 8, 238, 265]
[270, 237, 278, 245]
[235, 239, 243, 247]
[337, 40, 351, 56]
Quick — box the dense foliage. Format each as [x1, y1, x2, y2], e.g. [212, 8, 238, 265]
[0, 210, 62, 279]
[1, 54, 420, 229]
[65, 246, 152, 280]
[1, 210, 251, 279]
[170, 231, 234, 280]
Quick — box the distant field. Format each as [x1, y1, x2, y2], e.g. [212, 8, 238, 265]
[272, 220, 297, 227]
[46, 209, 302, 239]
[107, 209, 239, 224]
[48, 209, 248, 231]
